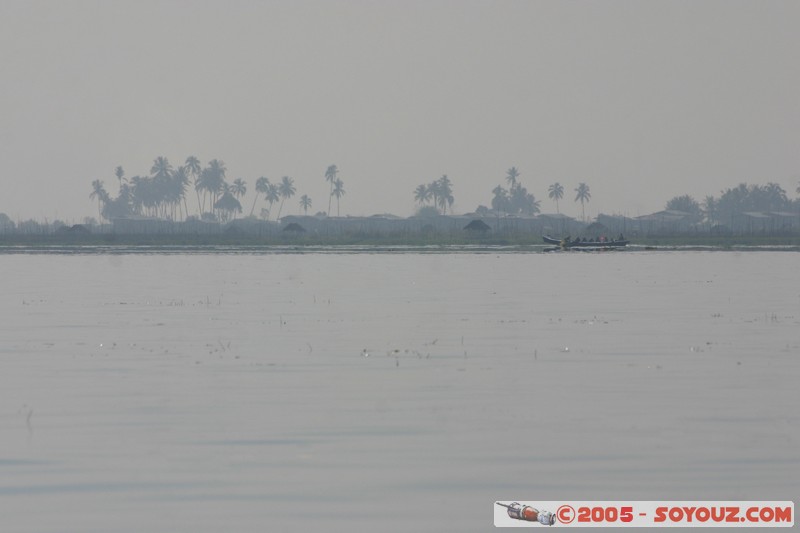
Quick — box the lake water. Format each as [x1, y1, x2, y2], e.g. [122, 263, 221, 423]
[1, 250, 798, 531]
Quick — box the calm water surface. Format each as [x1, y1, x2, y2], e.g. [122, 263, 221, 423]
[1, 251, 798, 531]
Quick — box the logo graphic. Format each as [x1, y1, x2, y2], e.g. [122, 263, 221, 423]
[496, 502, 556, 526]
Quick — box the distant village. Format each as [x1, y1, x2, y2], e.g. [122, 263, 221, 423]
[1, 158, 799, 240]
[3, 204, 799, 242]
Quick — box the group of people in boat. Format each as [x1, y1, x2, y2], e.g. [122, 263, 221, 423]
[562, 234, 625, 244]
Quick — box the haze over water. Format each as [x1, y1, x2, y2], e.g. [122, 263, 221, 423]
[1, 250, 798, 531]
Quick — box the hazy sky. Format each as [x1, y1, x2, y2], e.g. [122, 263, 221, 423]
[1, 0, 798, 222]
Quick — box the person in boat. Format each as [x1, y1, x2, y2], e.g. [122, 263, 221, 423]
[618, 233, 624, 241]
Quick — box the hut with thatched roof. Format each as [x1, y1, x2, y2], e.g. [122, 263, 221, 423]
[463, 219, 491, 234]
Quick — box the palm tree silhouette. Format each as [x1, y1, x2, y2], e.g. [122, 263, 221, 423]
[185, 156, 202, 215]
[428, 180, 441, 213]
[264, 183, 280, 220]
[325, 165, 338, 216]
[197, 160, 226, 217]
[509, 183, 539, 215]
[276, 176, 296, 220]
[231, 178, 247, 200]
[437, 175, 453, 215]
[505, 167, 520, 187]
[207, 159, 227, 211]
[149, 157, 173, 218]
[250, 177, 270, 217]
[299, 194, 312, 215]
[228, 179, 246, 219]
[548, 182, 564, 213]
[172, 166, 190, 219]
[574, 182, 591, 221]
[150, 156, 173, 181]
[414, 184, 430, 207]
[114, 166, 125, 191]
[491, 185, 508, 216]
[332, 178, 345, 216]
[90, 180, 109, 221]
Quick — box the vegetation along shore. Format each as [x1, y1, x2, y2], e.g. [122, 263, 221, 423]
[1, 157, 799, 248]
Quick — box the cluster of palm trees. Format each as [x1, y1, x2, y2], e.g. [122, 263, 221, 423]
[413, 175, 454, 214]
[489, 167, 541, 216]
[686, 182, 793, 225]
[461, 172, 592, 220]
[408, 169, 594, 219]
[90, 157, 346, 223]
[324, 165, 346, 217]
[546, 181, 591, 220]
[91, 157, 246, 222]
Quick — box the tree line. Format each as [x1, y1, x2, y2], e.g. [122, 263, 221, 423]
[87, 156, 799, 228]
[665, 182, 799, 226]
[412, 165, 798, 228]
[413, 166, 594, 221]
[90, 157, 346, 223]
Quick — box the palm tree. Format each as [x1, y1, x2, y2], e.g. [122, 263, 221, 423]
[505, 167, 520, 187]
[262, 183, 280, 220]
[437, 175, 454, 215]
[332, 178, 345, 216]
[208, 159, 226, 179]
[548, 182, 564, 213]
[147, 157, 174, 218]
[299, 194, 312, 215]
[150, 156, 173, 181]
[226, 179, 246, 219]
[231, 178, 246, 199]
[509, 183, 539, 215]
[763, 182, 788, 210]
[491, 185, 509, 216]
[574, 182, 591, 221]
[197, 159, 226, 216]
[428, 180, 441, 213]
[185, 156, 202, 214]
[250, 176, 270, 217]
[114, 166, 125, 191]
[208, 159, 227, 211]
[276, 176, 296, 220]
[172, 166, 190, 220]
[414, 184, 430, 207]
[325, 164, 338, 216]
[90, 180, 109, 220]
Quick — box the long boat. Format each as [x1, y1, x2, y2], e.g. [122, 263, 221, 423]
[543, 235, 629, 248]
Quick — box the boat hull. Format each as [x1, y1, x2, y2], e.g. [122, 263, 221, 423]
[543, 235, 629, 248]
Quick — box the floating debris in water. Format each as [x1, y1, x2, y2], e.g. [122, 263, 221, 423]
[361, 349, 369, 357]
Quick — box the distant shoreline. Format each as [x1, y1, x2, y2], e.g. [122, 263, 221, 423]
[1, 233, 799, 253]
